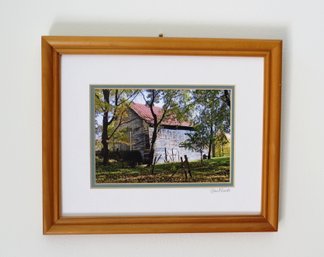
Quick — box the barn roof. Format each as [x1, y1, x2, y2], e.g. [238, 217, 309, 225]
[130, 102, 192, 128]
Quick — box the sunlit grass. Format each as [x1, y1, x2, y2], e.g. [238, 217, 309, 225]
[96, 156, 230, 184]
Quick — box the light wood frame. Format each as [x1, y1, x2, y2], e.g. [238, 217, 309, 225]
[42, 36, 282, 234]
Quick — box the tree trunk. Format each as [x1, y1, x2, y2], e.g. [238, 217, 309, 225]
[207, 125, 213, 159]
[147, 126, 158, 166]
[101, 111, 109, 165]
[101, 90, 110, 165]
[212, 143, 216, 157]
[223, 90, 231, 107]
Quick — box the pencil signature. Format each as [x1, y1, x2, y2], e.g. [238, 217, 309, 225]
[210, 188, 231, 193]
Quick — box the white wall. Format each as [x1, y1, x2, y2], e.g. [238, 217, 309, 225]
[0, 0, 324, 256]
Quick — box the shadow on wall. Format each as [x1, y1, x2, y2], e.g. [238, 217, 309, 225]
[49, 21, 288, 39]
[49, 21, 290, 224]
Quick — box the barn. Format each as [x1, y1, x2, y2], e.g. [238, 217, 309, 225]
[117, 102, 203, 164]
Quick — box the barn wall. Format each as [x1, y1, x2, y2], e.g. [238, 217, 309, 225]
[149, 126, 202, 163]
[118, 109, 149, 159]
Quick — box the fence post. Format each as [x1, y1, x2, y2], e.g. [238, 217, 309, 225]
[164, 148, 168, 162]
[150, 156, 157, 174]
[181, 157, 188, 180]
[184, 155, 192, 178]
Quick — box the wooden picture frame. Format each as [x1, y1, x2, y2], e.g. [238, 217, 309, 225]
[42, 36, 282, 234]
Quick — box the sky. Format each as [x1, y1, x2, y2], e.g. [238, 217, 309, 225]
[132, 91, 163, 107]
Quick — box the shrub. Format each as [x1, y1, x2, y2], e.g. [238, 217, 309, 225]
[123, 151, 143, 167]
[106, 150, 143, 167]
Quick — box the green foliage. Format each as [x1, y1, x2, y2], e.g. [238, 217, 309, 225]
[180, 124, 209, 159]
[141, 89, 191, 124]
[215, 141, 231, 157]
[95, 89, 139, 139]
[188, 89, 231, 158]
[95, 139, 103, 151]
[215, 129, 231, 157]
[95, 89, 139, 164]
[107, 126, 129, 150]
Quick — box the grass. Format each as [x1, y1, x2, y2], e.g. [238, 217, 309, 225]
[96, 156, 230, 184]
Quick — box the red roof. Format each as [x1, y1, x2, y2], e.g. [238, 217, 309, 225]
[130, 103, 191, 127]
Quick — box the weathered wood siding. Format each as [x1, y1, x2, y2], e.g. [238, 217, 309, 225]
[149, 126, 202, 164]
[118, 109, 149, 158]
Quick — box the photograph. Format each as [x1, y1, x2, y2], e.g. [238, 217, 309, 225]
[91, 86, 234, 186]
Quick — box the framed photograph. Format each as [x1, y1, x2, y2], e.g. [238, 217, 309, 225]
[42, 36, 282, 234]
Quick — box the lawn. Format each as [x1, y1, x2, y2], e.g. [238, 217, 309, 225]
[96, 156, 230, 184]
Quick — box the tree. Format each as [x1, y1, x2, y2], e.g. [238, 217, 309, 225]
[192, 90, 231, 159]
[180, 124, 209, 164]
[193, 90, 219, 159]
[95, 89, 138, 165]
[215, 127, 229, 157]
[140, 89, 189, 168]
